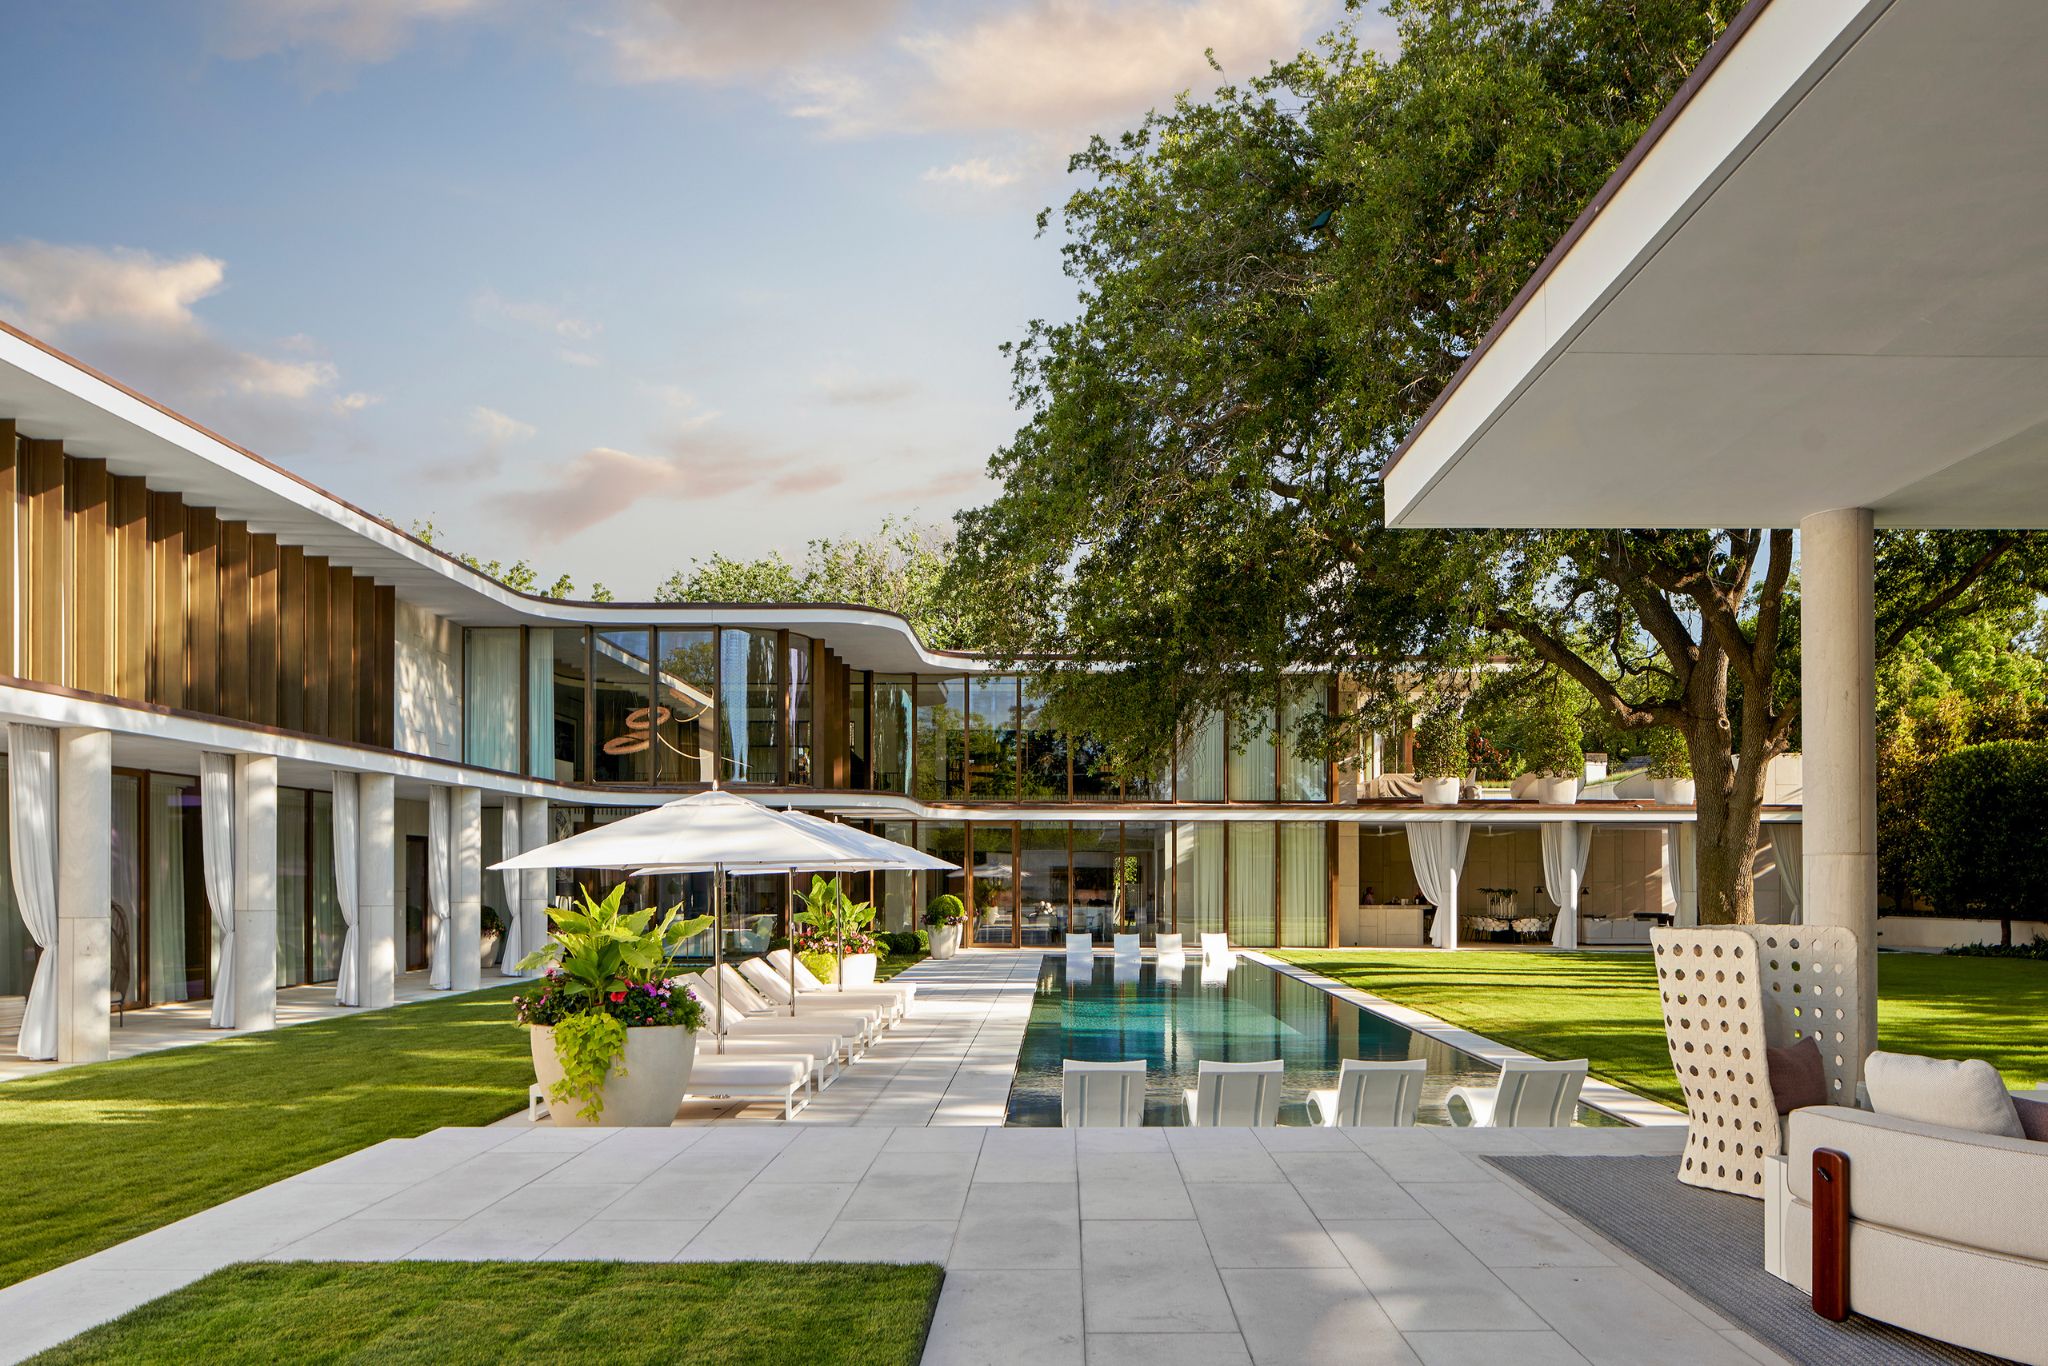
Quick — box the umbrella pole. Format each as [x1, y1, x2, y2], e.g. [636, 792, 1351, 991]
[785, 875, 797, 1019]
[713, 864, 725, 1055]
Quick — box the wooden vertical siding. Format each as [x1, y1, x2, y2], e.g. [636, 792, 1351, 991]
[147, 492, 185, 708]
[0, 423, 15, 679]
[66, 458, 114, 695]
[278, 544, 307, 732]
[248, 533, 279, 726]
[327, 563, 356, 742]
[218, 519, 249, 719]
[184, 508, 219, 714]
[111, 475, 149, 699]
[20, 439, 65, 685]
[304, 554, 331, 738]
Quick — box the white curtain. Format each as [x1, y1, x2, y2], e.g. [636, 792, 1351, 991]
[498, 803, 525, 975]
[525, 630, 556, 781]
[111, 777, 142, 1005]
[464, 630, 522, 773]
[201, 753, 237, 1028]
[1407, 820, 1471, 949]
[8, 724, 59, 1060]
[1770, 824, 1803, 921]
[1543, 821, 1595, 949]
[147, 776, 190, 1003]
[332, 773, 360, 1006]
[1278, 822, 1326, 947]
[1662, 824, 1699, 927]
[427, 787, 452, 989]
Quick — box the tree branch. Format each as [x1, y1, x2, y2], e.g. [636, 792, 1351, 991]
[1486, 608, 1680, 728]
[1878, 534, 2021, 656]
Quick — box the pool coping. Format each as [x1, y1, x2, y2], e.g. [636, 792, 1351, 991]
[1243, 950, 1688, 1128]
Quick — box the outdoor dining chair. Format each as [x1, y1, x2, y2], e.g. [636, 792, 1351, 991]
[1447, 1058, 1588, 1127]
[1065, 933, 1094, 956]
[1183, 1059, 1284, 1126]
[1112, 933, 1141, 957]
[1062, 1059, 1147, 1126]
[1308, 1058, 1428, 1127]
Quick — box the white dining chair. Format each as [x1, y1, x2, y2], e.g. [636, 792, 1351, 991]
[1308, 1059, 1427, 1127]
[1199, 932, 1233, 963]
[1183, 1059, 1284, 1126]
[1447, 1058, 1588, 1128]
[1112, 933, 1141, 957]
[1154, 933, 1184, 957]
[1063, 1059, 1147, 1126]
[1065, 933, 1094, 956]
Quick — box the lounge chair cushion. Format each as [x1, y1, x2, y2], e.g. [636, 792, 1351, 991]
[1864, 1050, 2024, 1138]
[687, 1056, 807, 1088]
[1766, 1037, 1828, 1115]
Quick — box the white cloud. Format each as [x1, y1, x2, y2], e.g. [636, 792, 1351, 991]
[600, 0, 903, 84]
[332, 390, 380, 414]
[812, 366, 916, 406]
[214, 0, 495, 64]
[473, 288, 601, 342]
[469, 405, 537, 443]
[0, 241, 226, 333]
[922, 157, 1022, 191]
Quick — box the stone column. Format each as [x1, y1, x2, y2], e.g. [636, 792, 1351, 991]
[451, 787, 483, 991]
[520, 797, 551, 975]
[1799, 506, 1878, 1054]
[357, 773, 397, 1009]
[234, 754, 279, 1031]
[55, 727, 111, 1064]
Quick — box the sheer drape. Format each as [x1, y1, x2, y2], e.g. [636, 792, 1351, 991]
[0, 758, 30, 1002]
[1230, 709, 1277, 801]
[8, 725, 59, 1059]
[1662, 824, 1698, 927]
[1229, 823, 1276, 946]
[1279, 822, 1326, 947]
[332, 773, 360, 1006]
[464, 630, 522, 772]
[310, 792, 344, 982]
[1173, 823, 1225, 936]
[147, 776, 190, 1003]
[1278, 689, 1330, 801]
[201, 753, 237, 1027]
[1407, 820, 1471, 949]
[277, 789, 308, 987]
[498, 803, 525, 975]
[1542, 821, 1594, 949]
[111, 777, 142, 1006]
[1176, 714, 1225, 802]
[525, 629, 556, 781]
[1769, 824, 1803, 922]
[427, 788, 452, 989]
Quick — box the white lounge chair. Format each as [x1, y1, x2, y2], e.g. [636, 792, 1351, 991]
[1309, 1058, 1427, 1127]
[1112, 933, 1141, 957]
[1066, 933, 1094, 956]
[740, 956, 904, 1024]
[714, 964, 884, 1045]
[1063, 1059, 1147, 1126]
[1154, 933, 1184, 957]
[684, 976, 861, 1068]
[1183, 1059, 1284, 1126]
[767, 948, 916, 1010]
[1447, 1058, 1588, 1128]
[1199, 932, 1233, 963]
[528, 1051, 812, 1121]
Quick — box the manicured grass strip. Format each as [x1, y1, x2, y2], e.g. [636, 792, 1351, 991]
[1272, 950, 2048, 1109]
[0, 986, 530, 1290]
[26, 1261, 944, 1366]
[876, 951, 929, 981]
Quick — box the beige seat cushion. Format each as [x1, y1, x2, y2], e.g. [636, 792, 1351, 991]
[1864, 1051, 2023, 1138]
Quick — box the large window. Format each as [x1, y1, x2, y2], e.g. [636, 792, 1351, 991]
[276, 787, 345, 987]
[1177, 713, 1225, 802]
[1230, 822, 1277, 946]
[1123, 822, 1171, 941]
[463, 629, 522, 773]
[146, 775, 209, 1005]
[1018, 678, 1068, 800]
[915, 676, 967, 800]
[547, 629, 587, 783]
[1279, 823, 1327, 946]
[592, 629, 653, 783]
[877, 820, 916, 931]
[1017, 822, 1068, 945]
[719, 628, 781, 783]
[1070, 823, 1120, 941]
[1174, 822, 1225, 936]
[968, 676, 1019, 799]
[871, 674, 912, 793]
[787, 635, 814, 786]
[1279, 685, 1330, 802]
[653, 629, 716, 784]
[1230, 707, 1278, 801]
[1072, 735, 1120, 801]
[849, 673, 871, 789]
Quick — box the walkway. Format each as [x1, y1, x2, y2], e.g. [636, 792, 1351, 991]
[0, 1120, 1784, 1365]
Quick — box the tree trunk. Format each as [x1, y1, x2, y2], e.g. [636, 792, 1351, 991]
[1684, 688, 1771, 925]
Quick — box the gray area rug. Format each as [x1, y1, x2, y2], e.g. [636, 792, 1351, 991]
[1484, 1154, 2015, 1366]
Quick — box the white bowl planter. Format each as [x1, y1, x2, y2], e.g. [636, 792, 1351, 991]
[838, 953, 879, 987]
[1533, 774, 1580, 805]
[529, 1024, 696, 1127]
[1418, 776, 1462, 806]
[929, 922, 962, 959]
[479, 929, 502, 970]
[1653, 777, 1697, 805]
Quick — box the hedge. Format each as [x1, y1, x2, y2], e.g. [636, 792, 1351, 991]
[1914, 740, 2048, 917]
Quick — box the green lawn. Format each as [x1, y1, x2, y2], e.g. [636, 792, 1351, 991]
[1273, 949, 2048, 1109]
[26, 1261, 943, 1366]
[0, 986, 531, 1290]
[877, 951, 929, 981]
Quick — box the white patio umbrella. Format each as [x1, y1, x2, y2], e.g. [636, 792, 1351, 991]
[491, 791, 953, 1042]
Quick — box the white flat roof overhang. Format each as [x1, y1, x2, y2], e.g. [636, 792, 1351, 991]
[1382, 0, 2048, 531]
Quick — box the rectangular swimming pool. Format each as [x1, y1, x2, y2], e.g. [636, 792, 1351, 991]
[1004, 954, 1622, 1127]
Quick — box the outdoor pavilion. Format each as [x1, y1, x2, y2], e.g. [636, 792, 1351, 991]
[1381, 0, 2048, 1055]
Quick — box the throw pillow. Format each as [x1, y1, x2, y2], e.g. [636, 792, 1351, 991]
[1766, 1037, 1829, 1113]
[1863, 1050, 2024, 1138]
[2014, 1096, 2048, 1143]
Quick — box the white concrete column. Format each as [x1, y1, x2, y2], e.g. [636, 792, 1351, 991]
[55, 727, 112, 1064]
[451, 787, 483, 991]
[356, 773, 397, 1009]
[1799, 507, 1878, 1054]
[519, 797, 551, 975]
[233, 755, 278, 1032]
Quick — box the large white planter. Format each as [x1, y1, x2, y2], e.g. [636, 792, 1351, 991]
[529, 1024, 696, 1127]
[1533, 775, 1579, 805]
[929, 922, 962, 959]
[1653, 777, 1697, 806]
[480, 929, 502, 970]
[1418, 776, 1462, 806]
[838, 953, 879, 987]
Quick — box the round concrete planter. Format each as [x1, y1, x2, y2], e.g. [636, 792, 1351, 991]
[1532, 774, 1580, 805]
[929, 922, 963, 959]
[1418, 776, 1462, 806]
[838, 953, 879, 987]
[1652, 777, 1697, 806]
[529, 1024, 696, 1127]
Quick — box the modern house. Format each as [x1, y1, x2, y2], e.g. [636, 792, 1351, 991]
[0, 318, 1800, 1063]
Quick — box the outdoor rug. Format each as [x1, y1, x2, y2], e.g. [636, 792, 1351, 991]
[1484, 1153, 2016, 1366]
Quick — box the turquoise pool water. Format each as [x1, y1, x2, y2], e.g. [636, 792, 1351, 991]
[1004, 954, 1620, 1127]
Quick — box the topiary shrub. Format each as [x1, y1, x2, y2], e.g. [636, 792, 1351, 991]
[1522, 685, 1584, 778]
[1915, 740, 2048, 917]
[1642, 726, 1691, 780]
[922, 894, 967, 926]
[1412, 708, 1466, 780]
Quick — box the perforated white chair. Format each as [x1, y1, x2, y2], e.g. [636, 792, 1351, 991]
[1183, 1059, 1284, 1126]
[1154, 933, 1184, 957]
[1447, 1058, 1587, 1128]
[1309, 1058, 1427, 1128]
[1063, 1059, 1146, 1126]
[1065, 933, 1094, 956]
[1112, 933, 1141, 957]
[1199, 932, 1233, 963]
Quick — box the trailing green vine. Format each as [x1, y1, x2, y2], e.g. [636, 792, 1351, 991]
[549, 1012, 628, 1122]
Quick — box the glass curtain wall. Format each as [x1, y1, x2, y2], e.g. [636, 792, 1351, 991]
[653, 629, 716, 784]
[968, 676, 1018, 799]
[877, 820, 916, 932]
[278, 787, 309, 986]
[592, 629, 653, 783]
[464, 629, 522, 772]
[915, 677, 967, 800]
[1177, 713, 1226, 801]
[719, 628, 782, 784]
[1279, 685, 1330, 801]
[1124, 822, 1171, 943]
[1072, 737, 1119, 800]
[1017, 822, 1068, 944]
[787, 635, 813, 785]
[1018, 678, 1068, 799]
[525, 627, 558, 780]
[872, 675, 913, 794]
[1230, 822, 1278, 946]
[919, 822, 969, 936]
[1174, 822, 1225, 937]
[1230, 707, 1278, 801]
[970, 824, 1016, 946]
[1279, 823, 1328, 946]
[148, 775, 208, 1003]
[548, 629, 587, 784]
[849, 673, 871, 788]
[1070, 823, 1120, 942]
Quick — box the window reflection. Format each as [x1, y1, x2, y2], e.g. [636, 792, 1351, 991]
[654, 629, 716, 784]
[1018, 678, 1068, 800]
[872, 674, 912, 794]
[592, 629, 652, 783]
[915, 676, 966, 800]
[548, 628, 587, 783]
[787, 634, 813, 786]
[719, 628, 781, 783]
[968, 676, 1018, 799]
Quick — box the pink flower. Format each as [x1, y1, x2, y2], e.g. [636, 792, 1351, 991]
[609, 991, 626, 1003]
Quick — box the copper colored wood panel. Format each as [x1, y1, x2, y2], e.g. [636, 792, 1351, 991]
[19, 439, 65, 685]
[304, 555, 331, 737]
[0, 423, 15, 678]
[110, 475, 149, 701]
[218, 520, 249, 720]
[369, 583, 395, 747]
[278, 545, 307, 732]
[66, 458, 113, 695]
[147, 493, 185, 707]
[185, 508, 219, 714]
[353, 578, 378, 744]
[326, 564, 355, 742]
[248, 533, 279, 726]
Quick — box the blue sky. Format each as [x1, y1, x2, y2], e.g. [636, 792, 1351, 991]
[0, 1, 1371, 595]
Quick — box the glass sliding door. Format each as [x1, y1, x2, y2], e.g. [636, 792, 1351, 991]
[592, 629, 653, 783]
[719, 628, 782, 784]
[1017, 822, 1068, 945]
[872, 675, 912, 794]
[464, 628, 522, 772]
[654, 629, 716, 784]
[1229, 822, 1277, 947]
[111, 774, 143, 1008]
[970, 823, 1016, 946]
[311, 791, 344, 982]
[1123, 822, 1171, 943]
[1279, 822, 1328, 947]
[1069, 823, 1120, 942]
[1174, 822, 1224, 938]
[878, 820, 916, 932]
[277, 787, 309, 987]
[0, 758, 33, 1001]
[148, 775, 208, 1003]
[919, 822, 968, 929]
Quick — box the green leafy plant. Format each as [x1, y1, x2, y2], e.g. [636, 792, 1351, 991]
[792, 875, 880, 955]
[798, 949, 839, 984]
[512, 884, 710, 1121]
[1522, 685, 1585, 778]
[1642, 727, 1692, 780]
[1947, 935, 2048, 960]
[1412, 708, 1467, 780]
[922, 894, 967, 927]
